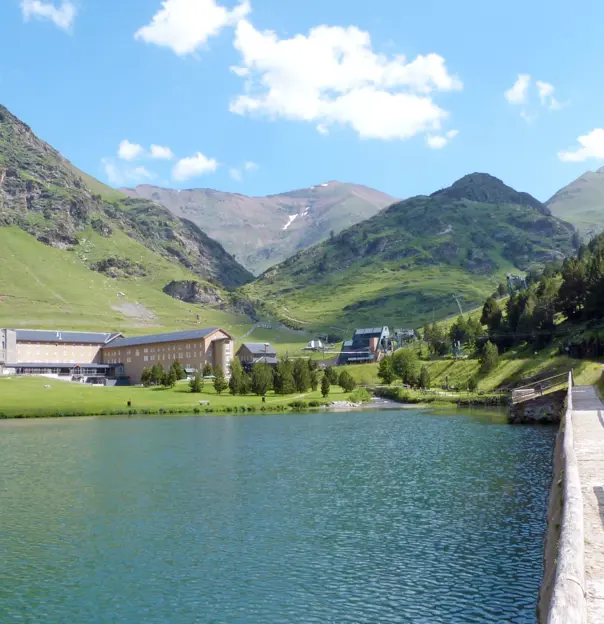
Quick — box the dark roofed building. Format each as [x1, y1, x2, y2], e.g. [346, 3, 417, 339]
[236, 342, 278, 369]
[338, 327, 390, 365]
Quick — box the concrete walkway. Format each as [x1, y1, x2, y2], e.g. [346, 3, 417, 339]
[572, 386, 604, 622]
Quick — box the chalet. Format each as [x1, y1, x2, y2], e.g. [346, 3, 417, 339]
[236, 342, 278, 369]
[338, 327, 390, 365]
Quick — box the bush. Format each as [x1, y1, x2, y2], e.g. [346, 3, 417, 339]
[289, 400, 308, 410]
[349, 388, 371, 403]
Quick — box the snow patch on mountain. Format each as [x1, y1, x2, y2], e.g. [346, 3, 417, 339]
[283, 214, 298, 231]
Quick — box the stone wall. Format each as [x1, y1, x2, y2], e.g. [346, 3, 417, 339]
[508, 389, 566, 424]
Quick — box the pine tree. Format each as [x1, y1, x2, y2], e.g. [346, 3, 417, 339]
[151, 363, 165, 386]
[171, 360, 186, 380]
[480, 341, 499, 375]
[338, 371, 357, 392]
[419, 365, 431, 390]
[324, 366, 339, 385]
[321, 374, 330, 398]
[203, 362, 213, 377]
[274, 358, 296, 395]
[140, 368, 152, 387]
[189, 372, 203, 393]
[251, 363, 273, 396]
[480, 297, 503, 333]
[392, 348, 419, 385]
[293, 358, 311, 392]
[213, 366, 228, 394]
[377, 356, 395, 384]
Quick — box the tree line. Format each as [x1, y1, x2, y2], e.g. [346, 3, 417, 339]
[140, 358, 359, 398]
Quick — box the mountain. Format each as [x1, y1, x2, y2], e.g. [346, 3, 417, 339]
[120, 182, 395, 274]
[546, 168, 604, 236]
[244, 173, 577, 333]
[0, 104, 254, 332]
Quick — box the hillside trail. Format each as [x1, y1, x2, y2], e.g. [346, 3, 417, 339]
[571, 385, 604, 621]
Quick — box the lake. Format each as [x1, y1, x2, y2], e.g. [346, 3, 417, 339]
[0, 409, 556, 623]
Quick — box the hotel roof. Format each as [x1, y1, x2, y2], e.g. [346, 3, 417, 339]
[106, 328, 227, 349]
[14, 330, 122, 345]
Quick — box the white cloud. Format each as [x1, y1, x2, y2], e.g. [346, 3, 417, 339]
[506, 74, 565, 119]
[230, 161, 258, 181]
[504, 74, 531, 105]
[558, 129, 604, 163]
[229, 168, 243, 181]
[244, 161, 258, 172]
[150, 144, 175, 160]
[21, 0, 76, 31]
[135, 0, 251, 56]
[229, 20, 462, 141]
[536, 80, 562, 110]
[118, 140, 145, 161]
[426, 129, 458, 149]
[102, 159, 154, 187]
[172, 152, 218, 181]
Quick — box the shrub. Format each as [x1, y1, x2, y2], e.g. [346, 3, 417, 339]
[349, 388, 371, 403]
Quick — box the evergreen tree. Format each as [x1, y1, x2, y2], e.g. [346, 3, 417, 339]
[189, 371, 203, 393]
[324, 366, 339, 385]
[140, 368, 152, 387]
[251, 363, 273, 396]
[321, 374, 330, 398]
[419, 365, 431, 389]
[164, 368, 177, 388]
[171, 360, 186, 380]
[229, 359, 245, 395]
[308, 361, 319, 392]
[557, 256, 588, 320]
[274, 358, 296, 395]
[468, 375, 478, 392]
[338, 371, 357, 392]
[213, 366, 228, 394]
[293, 358, 311, 392]
[449, 315, 470, 345]
[151, 363, 165, 386]
[202, 362, 213, 377]
[377, 355, 395, 384]
[480, 341, 500, 375]
[480, 297, 503, 333]
[497, 282, 507, 297]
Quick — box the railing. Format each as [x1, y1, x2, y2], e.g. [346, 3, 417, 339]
[511, 372, 571, 404]
[547, 372, 587, 624]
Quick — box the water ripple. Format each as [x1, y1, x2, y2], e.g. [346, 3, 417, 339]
[0, 411, 556, 623]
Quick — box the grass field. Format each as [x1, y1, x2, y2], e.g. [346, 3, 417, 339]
[0, 376, 353, 418]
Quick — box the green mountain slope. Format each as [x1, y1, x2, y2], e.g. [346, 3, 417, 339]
[546, 168, 604, 236]
[0, 104, 255, 333]
[0, 104, 253, 289]
[244, 173, 576, 332]
[121, 181, 395, 274]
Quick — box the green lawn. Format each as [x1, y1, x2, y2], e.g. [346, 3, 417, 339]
[0, 376, 351, 418]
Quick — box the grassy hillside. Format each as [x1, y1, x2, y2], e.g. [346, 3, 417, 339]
[336, 353, 601, 392]
[245, 173, 576, 333]
[0, 226, 251, 335]
[0, 104, 253, 290]
[546, 168, 604, 237]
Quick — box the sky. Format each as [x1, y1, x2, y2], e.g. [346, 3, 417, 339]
[2, 0, 604, 201]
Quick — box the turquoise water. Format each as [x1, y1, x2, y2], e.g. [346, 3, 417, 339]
[0, 410, 555, 623]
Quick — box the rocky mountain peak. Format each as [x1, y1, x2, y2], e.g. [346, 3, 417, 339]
[432, 172, 548, 214]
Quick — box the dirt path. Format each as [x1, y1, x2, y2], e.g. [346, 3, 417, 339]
[571, 385, 604, 622]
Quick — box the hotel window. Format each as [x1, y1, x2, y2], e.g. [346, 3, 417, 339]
[127, 358, 132, 363]
[135, 350, 140, 357]
[144, 348, 148, 353]
[144, 356, 148, 362]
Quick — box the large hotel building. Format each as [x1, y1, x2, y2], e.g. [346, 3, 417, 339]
[0, 327, 234, 385]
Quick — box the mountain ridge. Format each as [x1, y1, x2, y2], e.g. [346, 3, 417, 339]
[244, 173, 577, 332]
[546, 168, 604, 236]
[121, 180, 396, 274]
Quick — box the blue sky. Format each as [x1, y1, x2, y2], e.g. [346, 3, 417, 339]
[2, 0, 604, 201]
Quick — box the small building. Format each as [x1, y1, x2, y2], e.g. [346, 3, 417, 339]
[236, 342, 277, 365]
[338, 327, 390, 365]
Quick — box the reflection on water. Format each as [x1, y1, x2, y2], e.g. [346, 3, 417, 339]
[0, 409, 555, 623]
